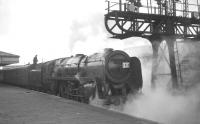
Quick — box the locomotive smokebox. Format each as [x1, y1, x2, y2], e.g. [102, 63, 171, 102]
[105, 50, 131, 87]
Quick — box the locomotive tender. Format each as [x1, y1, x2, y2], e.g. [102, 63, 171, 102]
[1, 48, 142, 104]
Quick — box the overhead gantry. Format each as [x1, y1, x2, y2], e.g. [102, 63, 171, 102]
[104, 0, 200, 88]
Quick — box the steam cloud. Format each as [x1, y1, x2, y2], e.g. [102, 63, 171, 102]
[124, 86, 200, 124]
[123, 41, 200, 124]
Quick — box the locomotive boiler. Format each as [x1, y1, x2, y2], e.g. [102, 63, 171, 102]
[1, 48, 143, 105]
[42, 48, 142, 104]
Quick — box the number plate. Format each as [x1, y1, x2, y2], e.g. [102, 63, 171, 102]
[122, 62, 130, 68]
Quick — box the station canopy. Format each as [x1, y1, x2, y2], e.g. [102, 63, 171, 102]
[0, 51, 19, 66]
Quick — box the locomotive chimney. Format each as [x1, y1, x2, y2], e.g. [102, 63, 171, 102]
[75, 54, 84, 57]
[104, 48, 113, 53]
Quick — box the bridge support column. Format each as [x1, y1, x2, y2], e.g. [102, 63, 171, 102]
[150, 36, 178, 89]
[150, 37, 161, 88]
[166, 37, 178, 88]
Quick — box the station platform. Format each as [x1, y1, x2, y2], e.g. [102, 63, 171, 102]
[0, 83, 158, 124]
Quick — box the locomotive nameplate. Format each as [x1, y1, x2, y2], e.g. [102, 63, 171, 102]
[122, 62, 130, 68]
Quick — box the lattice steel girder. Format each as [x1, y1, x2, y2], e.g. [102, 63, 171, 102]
[105, 11, 200, 39]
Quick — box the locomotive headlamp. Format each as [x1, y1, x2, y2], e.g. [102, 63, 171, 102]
[122, 62, 130, 69]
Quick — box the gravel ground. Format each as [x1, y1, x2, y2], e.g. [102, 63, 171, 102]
[0, 83, 159, 124]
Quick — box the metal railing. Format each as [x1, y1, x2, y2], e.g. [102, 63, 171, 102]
[105, 0, 200, 18]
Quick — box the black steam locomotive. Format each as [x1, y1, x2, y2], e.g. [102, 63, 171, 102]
[1, 48, 142, 104]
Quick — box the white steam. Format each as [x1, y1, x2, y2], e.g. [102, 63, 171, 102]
[123, 41, 200, 124]
[124, 85, 200, 124]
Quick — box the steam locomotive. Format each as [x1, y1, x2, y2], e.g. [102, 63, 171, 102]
[1, 48, 142, 105]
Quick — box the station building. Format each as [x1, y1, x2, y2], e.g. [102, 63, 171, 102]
[0, 51, 19, 66]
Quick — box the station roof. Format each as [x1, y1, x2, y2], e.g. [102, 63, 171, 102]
[0, 51, 20, 66]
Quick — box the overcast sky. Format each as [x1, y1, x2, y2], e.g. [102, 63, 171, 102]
[0, 0, 198, 64]
[0, 0, 151, 64]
